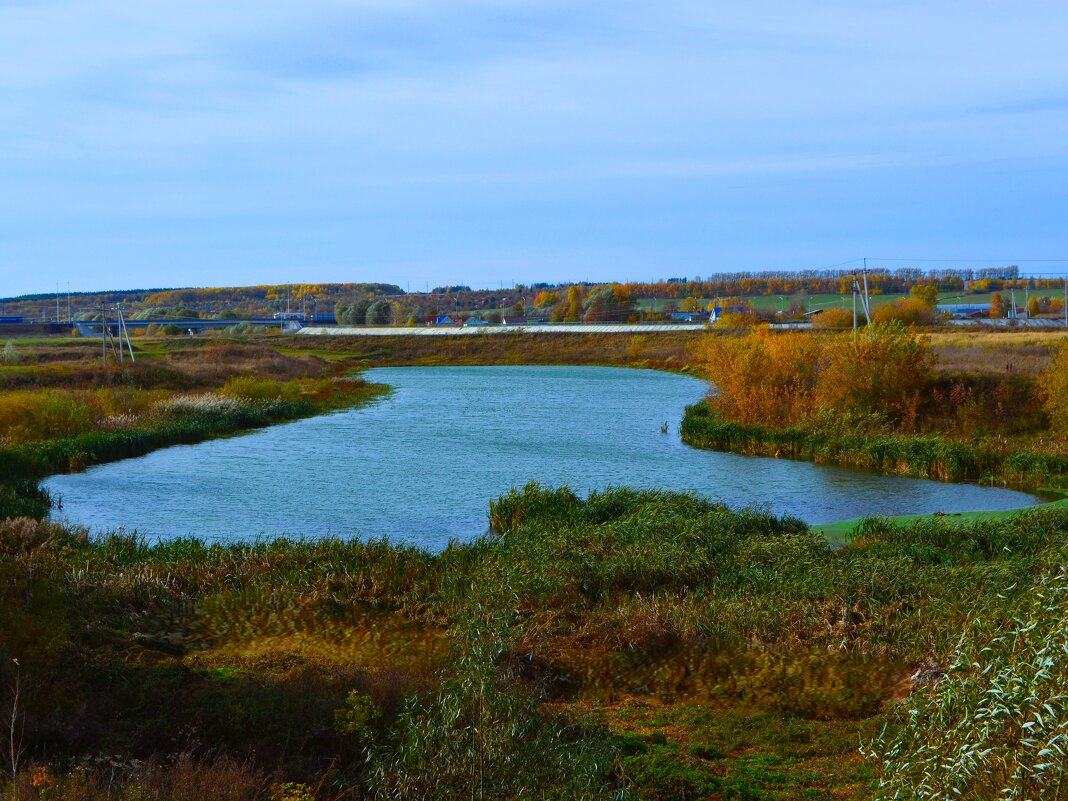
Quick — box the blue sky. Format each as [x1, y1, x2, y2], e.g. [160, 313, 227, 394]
[2, 0, 1067, 295]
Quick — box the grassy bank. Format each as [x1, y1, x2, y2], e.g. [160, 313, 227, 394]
[681, 403, 1068, 489]
[4, 485, 1068, 798]
[812, 489, 1068, 544]
[0, 340, 388, 518]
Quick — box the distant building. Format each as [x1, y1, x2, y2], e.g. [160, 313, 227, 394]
[937, 303, 991, 318]
[502, 316, 528, 326]
[669, 311, 711, 323]
[427, 315, 457, 326]
[708, 306, 746, 322]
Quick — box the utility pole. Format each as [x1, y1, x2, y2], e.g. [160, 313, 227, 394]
[851, 271, 872, 327]
[116, 305, 135, 363]
[66, 282, 71, 323]
[852, 281, 858, 344]
[55, 283, 60, 323]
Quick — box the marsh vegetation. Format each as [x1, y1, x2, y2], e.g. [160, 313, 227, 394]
[2, 329, 1068, 799]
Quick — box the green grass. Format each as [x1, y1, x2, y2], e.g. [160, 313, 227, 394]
[636, 288, 1066, 315]
[595, 702, 880, 801]
[814, 490, 1068, 546]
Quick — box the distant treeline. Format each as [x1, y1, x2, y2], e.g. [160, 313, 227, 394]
[624, 265, 1049, 299]
[5, 268, 1065, 323]
[0, 288, 180, 303]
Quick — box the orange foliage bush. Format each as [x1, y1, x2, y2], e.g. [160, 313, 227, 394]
[699, 323, 933, 430]
[1038, 343, 1068, 433]
[811, 308, 854, 329]
[699, 329, 823, 426]
[871, 298, 936, 326]
[814, 323, 933, 430]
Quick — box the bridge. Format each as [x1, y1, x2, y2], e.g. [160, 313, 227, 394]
[72, 318, 303, 337]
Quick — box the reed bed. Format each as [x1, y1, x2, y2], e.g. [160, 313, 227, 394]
[681, 403, 1068, 486]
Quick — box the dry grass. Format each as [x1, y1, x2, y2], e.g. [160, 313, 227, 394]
[279, 331, 706, 372]
[927, 330, 1066, 375]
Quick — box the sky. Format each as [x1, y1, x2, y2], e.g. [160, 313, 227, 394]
[2, 0, 1067, 296]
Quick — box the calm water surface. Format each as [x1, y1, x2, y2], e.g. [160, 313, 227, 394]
[45, 366, 1038, 549]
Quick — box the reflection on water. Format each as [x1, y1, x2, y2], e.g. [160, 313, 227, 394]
[44, 366, 1037, 549]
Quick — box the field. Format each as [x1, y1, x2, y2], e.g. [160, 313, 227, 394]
[637, 287, 1068, 314]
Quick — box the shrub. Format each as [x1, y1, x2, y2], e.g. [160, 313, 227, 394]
[333, 689, 381, 739]
[811, 307, 854, 329]
[814, 322, 933, 429]
[699, 322, 933, 430]
[219, 376, 301, 403]
[909, 283, 939, 306]
[369, 621, 625, 800]
[868, 564, 1068, 799]
[699, 329, 823, 426]
[227, 321, 265, 336]
[0, 390, 94, 443]
[872, 298, 936, 326]
[1038, 343, 1068, 433]
[1, 341, 19, 365]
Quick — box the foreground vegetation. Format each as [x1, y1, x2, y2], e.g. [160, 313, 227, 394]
[4, 486, 1068, 798]
[3, 329, 1068, 798]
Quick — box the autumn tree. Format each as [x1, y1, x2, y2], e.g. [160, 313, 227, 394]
[909, 283, 939, 306]
[335, 298, 372, 325]
[582, 284, 636, 322]
[1038, 343, 1068, 433]
[561, 286, 584, 322]
[872, 298, 936, 326]
[814, 322, 933, 430]
[365, 299, 393, 326]
[989, 293, 1005, 318]
[533, 291, 558, 309]
[699, 330, 823, 426]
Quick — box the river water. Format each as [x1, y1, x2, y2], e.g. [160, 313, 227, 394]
[44, 366, 1038, 549]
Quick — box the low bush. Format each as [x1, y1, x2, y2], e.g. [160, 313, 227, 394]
[1038, 342, 1068, 433]
[871, 297, 936, 326]
[868, 562, 1068, 799]
[369, 621, 626, 800]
